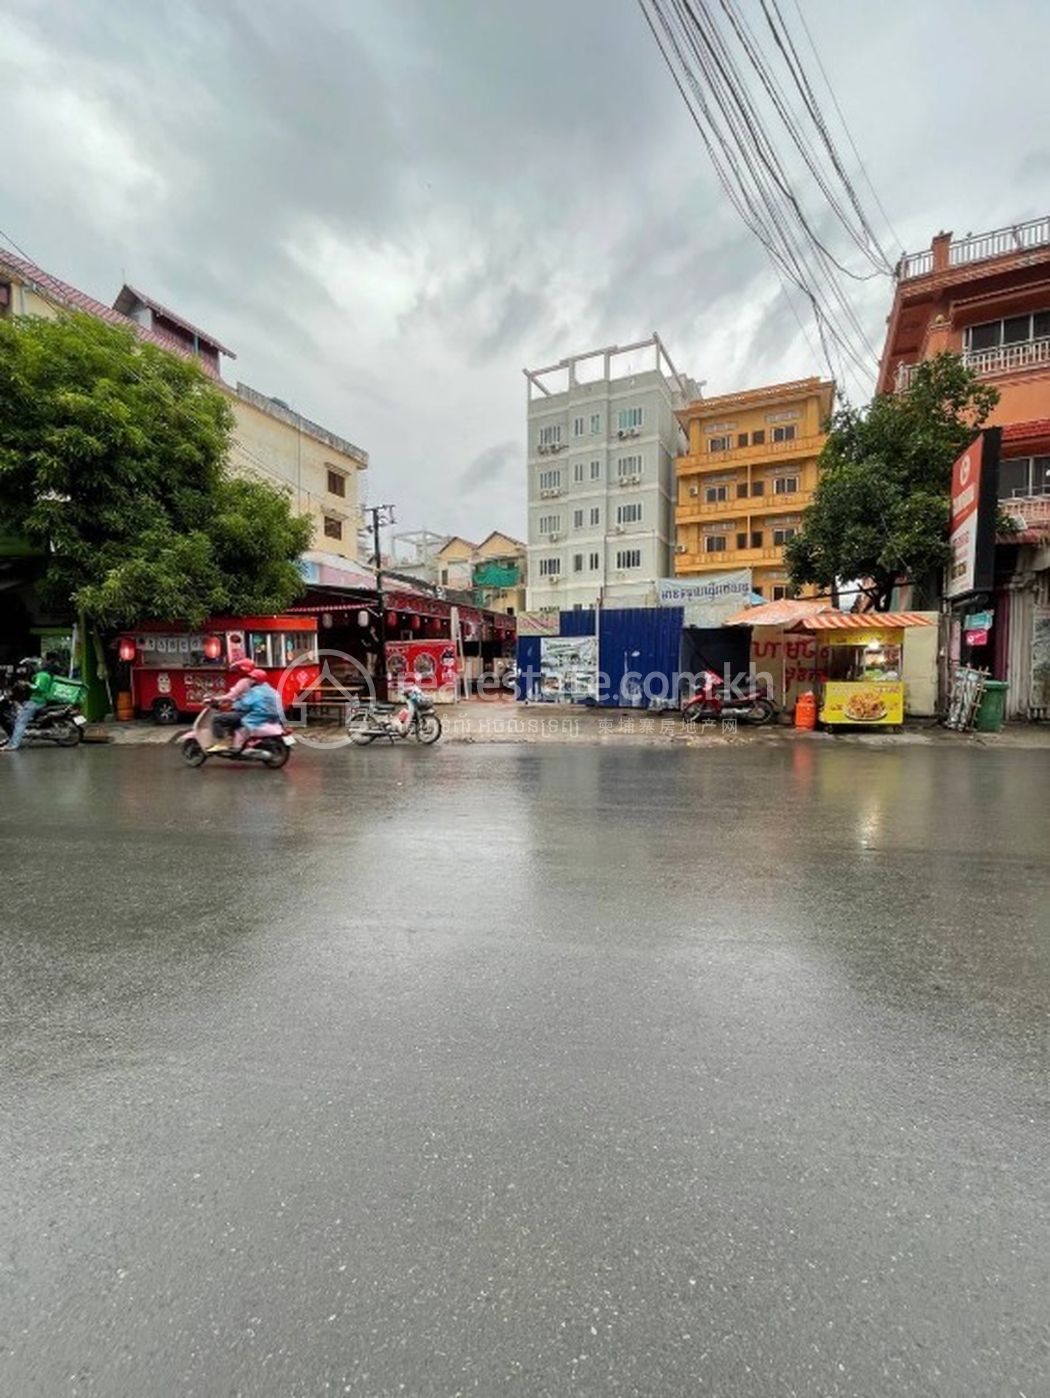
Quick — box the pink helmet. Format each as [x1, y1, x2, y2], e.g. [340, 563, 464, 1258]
[249, 668, 268, 683]
[231, 658, 255, 674]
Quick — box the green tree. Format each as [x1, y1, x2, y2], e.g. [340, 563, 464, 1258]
[0, 312, 311, 628]
[785, 354, 999, 610]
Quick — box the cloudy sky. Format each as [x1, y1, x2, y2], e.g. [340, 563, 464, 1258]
[2, 0, 1049, 547]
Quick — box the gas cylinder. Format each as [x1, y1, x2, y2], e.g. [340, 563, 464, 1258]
[794, 690, 818, 731]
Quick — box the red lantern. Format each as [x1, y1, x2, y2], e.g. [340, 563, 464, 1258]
[411, 615, 421, 631]
[386, 611, 397, 629]
[118, 637, 136, 663]
[203, 635, 222, 661]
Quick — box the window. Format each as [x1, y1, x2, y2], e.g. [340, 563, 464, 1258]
[590, 459, 601, 480]
[708, 435, 731, 453]
[326, 468, 346, 497]
[772, 424, 797, 443]
[539, 557, 561, 577]
[766, 410, 800, 423]
[590, 413, 601, 434]
[589, 551, 600, 570]
[998, 455, 1050, 498]
[774, 475, 799, 495]
[617, 407, 644, 431]
[617, 503, 642, 524]
[573, 461, 584, 483]
[736, 532, 748, 550]
[772, 527, 797, 545]
[736, 483, 749, 499]
[772, 585, 788, 601]
[706, 485, 729, 503]
[573, 553, 584, 573]
[966, 310, 1050, 353]
[538, 425, 562, 448]
[617, 455, 643, 479]
[0, 281, 10, 317]
[704, 535, 727, 553]
[323, 516, 343, 540]
[538, 515, 561, 534]
[573, 509, 584, 528]
[737, 432, 749, 448]
[590, 507, 600, 526]
[616, 548, 642, 569]
[573, 416, 585, 437]
[752, 480, 764, 496]
[751, 530, 763, 548]
[751, 429, 765, 445]
[539, 469, 562, 491]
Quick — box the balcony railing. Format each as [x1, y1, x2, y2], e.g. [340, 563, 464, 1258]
[895, 336, 1050, 391]
[896, 215, 1050, 281]
[678, 432, 825, 472]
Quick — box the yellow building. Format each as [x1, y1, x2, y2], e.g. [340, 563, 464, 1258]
[674, 377, 834, 600]
[472, 531, 527, 617]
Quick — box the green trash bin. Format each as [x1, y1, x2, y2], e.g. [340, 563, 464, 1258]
[975, 679, 1009, 733]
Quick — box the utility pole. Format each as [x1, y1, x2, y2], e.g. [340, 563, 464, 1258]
[366, 503, 396, 699]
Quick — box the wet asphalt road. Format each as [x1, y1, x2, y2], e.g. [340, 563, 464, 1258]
[1, 741, 1048, 1398]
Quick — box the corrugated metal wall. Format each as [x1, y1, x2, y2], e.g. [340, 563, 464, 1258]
[598, 607, 684, 707]
[515, 608, 685, 706]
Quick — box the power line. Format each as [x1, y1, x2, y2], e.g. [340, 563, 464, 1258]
[637, 0, 891, 398]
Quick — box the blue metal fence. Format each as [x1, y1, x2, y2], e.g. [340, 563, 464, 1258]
[515, 607, 685, 706]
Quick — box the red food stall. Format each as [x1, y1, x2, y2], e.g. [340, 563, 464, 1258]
[119, 616, 320, 723]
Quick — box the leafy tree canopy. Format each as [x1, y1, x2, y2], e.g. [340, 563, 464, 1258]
[0, 312, 311, 628]
[785, 354, 999, 610]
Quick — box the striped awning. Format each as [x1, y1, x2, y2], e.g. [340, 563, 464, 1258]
[799, 611, 936, 630]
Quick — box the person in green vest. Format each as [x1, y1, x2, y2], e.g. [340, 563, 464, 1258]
[2, 653, 60, 752]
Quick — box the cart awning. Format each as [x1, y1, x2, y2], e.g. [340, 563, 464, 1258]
[722, 598, 835, 627]
[797, 611, 936, 630]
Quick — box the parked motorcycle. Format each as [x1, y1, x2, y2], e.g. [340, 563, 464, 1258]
[177, 699, 295, 769]
[682, 669, 778, 726]
[346, 687, 442, 745]
[0, 696, 86, 747]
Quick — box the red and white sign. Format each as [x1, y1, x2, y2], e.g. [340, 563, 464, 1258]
[947, 438, 983, 600]
[385, 640, 458, 703]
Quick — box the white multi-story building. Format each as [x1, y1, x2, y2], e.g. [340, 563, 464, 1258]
[524, 334, 699, 611]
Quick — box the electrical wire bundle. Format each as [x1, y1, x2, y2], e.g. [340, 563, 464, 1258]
[637, 0, 902, 398]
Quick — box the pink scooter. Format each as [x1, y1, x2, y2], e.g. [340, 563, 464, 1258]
[177, 699, 295, 770]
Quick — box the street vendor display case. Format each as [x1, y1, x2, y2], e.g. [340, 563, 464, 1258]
[120, 616, 319, 723]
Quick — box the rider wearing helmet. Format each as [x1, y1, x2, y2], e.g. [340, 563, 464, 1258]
[226, 668, 284, 750]
[209, 658, 258, 749]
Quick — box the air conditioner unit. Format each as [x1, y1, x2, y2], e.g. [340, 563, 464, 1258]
[538, 445, 548, 455]
[618, 477, 629, 487]
[688, 486, 699, 497]
[629, 475, 641, 485]
[674, 544, 687, 554]
[614, 525, 626, 534]
[628, 428, 639, 437]
[617, 429, 626, 439]
[548, 533, 562, 542]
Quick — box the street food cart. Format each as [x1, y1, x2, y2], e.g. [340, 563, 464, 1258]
[119, 615, 320, 723]
[795, 612, 936, 728]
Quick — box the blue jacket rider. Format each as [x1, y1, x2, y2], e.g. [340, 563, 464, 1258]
[232, 669, 283, 743]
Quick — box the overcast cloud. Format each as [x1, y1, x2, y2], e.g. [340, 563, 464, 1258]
[2, 0, 1049, 545]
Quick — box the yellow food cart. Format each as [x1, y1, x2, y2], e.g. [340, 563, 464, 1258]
[796, 612, 937, 729]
